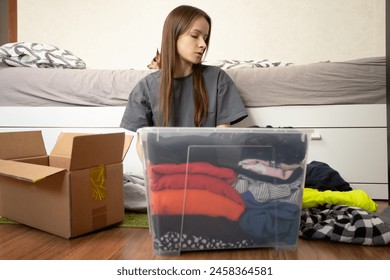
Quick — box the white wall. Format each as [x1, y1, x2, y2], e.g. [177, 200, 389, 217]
[17, 0, 385, 70]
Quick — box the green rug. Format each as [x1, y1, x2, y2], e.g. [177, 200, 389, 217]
[120, 212, 149, 228]
[0, 216, 18, 225]
[0, 212, 149, 228]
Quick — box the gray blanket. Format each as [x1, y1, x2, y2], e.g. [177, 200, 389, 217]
[0, 57, 385, 107]
[123, 173, 147, 213]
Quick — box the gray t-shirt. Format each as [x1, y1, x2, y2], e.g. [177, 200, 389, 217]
[120, 65, 247, 132]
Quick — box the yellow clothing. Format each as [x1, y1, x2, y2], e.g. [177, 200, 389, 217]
[302, 188, 378, 212]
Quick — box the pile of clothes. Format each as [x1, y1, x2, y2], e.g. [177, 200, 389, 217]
[301, 161, 390, 246]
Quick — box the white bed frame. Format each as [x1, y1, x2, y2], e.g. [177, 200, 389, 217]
[0, 103, 387, 200]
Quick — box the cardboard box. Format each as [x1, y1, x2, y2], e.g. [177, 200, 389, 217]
[0, 131, 132, 238]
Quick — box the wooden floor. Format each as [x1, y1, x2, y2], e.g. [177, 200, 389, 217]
[1, 201, 389, 260]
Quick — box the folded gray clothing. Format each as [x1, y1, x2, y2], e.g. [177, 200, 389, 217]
[123, 173, 147, 213]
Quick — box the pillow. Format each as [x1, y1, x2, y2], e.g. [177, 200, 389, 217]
[204, 59, 293, 70]
[0, 42, 86, 69]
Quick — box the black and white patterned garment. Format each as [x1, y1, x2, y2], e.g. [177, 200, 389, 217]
[0, 42, 86, 69]
[300, 204, 390, 246]
[233, 174, 303, 204]
[154, 232, 256, 253]
[204, 59, 293, 70]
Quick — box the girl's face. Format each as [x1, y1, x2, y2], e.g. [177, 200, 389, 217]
[176, 16, 209, 75]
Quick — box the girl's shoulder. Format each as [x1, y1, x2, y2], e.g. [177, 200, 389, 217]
[137, 70, 160, 87]
[201, 64, 223, 73]
[201, 64, 228, 77]
[131, 71, 160, 96]
[201, 64, 233, 84]
[145, 70, 161, 81]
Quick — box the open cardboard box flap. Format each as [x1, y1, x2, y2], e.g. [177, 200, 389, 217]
[0, 131, 47, 160]
[0, 130, 133, 177]
[0, 159, 65, 183]
[50, 132, 132, 171]
[123, 134, 132, 160]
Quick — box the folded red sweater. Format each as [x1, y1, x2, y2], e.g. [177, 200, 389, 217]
[148, 162, 237, 184]
[150, 189, 245, 221]
[150, 173, 244, 205]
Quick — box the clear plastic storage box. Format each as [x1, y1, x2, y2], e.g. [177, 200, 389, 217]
[138, 127, 311, 256]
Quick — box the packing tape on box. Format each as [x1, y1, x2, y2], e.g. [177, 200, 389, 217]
[89, 164, 106, 201]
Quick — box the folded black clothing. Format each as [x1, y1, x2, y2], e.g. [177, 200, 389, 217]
[145, 131, 308, 168]
[305, 160, 352, 191]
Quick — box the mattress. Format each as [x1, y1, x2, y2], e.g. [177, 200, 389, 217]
[0, 57, 385, 107]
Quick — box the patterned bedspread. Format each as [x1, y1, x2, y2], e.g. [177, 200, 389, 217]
[0, 42, 86, 69]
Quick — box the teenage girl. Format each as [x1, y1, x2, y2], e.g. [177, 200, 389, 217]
[120, 5, 248, 157]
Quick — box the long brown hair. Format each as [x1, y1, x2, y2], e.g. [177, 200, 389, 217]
[159, 5, 211, 127]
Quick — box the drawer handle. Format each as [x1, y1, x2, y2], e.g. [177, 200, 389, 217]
[311, 132, 322, 140]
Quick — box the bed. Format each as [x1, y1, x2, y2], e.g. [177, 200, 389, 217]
[0, 56, 385, 107]
[0, 51, 389, 246]
[0, 55, 387, 203]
